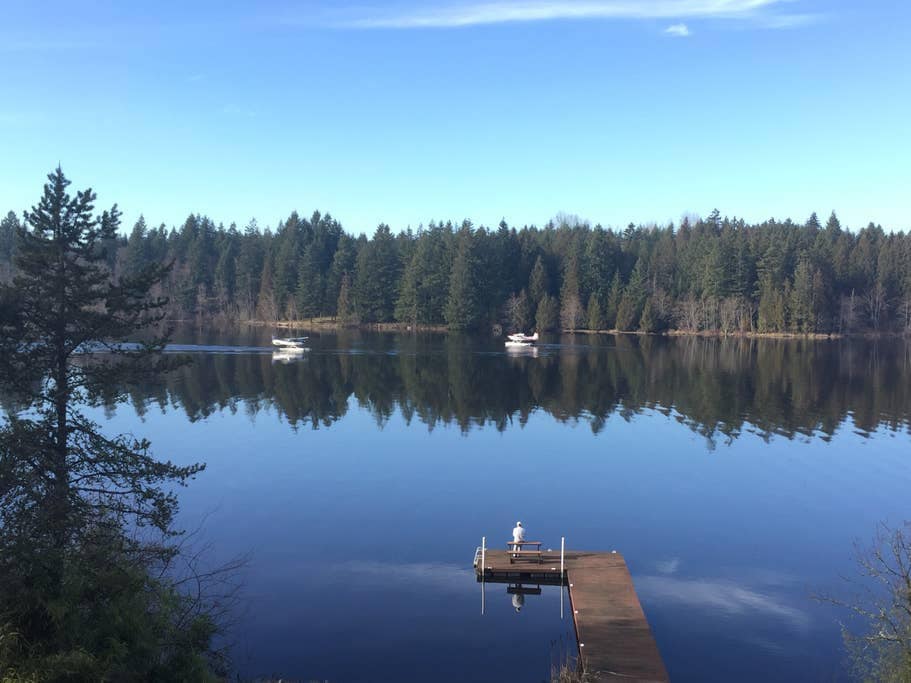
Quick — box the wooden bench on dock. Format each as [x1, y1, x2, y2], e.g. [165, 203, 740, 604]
[507, 540, 543, 564]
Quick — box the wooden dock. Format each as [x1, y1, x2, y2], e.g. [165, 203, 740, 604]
[476, 549, 668, 683]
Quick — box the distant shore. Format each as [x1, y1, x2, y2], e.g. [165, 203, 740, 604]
[232, 318, 908, 340]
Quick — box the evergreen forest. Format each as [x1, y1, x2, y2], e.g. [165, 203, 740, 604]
[1, 207, 909, 335]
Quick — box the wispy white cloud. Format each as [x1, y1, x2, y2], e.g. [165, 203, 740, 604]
[655, 557, 681, 574]
[339, 0, 802, 29]
[636, 574, 810, 631]
[664, 22, 691, 36]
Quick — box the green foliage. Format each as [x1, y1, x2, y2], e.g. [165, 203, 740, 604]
[336, 272, 356, 326]
[257, 249, 277, 321]
[616, 261, 647, 331]
[272, 212, 302, 316]
[639, 298, 657, 333]
[215, 224, 239, 310]
[296, 242, 324, 319]
[1, 199, 907, 334]
[355, 224, 401, 323]
[586, 296, 603, 331]
[326, 233, 357, 317]
[559, 253, 584, 330]
[0, 517, 222, 682]
[505, 289, 532, 332]
[529, 255, 549, 306]
[235, 219, 264, 318]
[604, 272, 623, 329]
[0, 168, 222, 681]
[396, 224, 451, 325]
[536, 294, 559, 331]
[445, 226, 482, 330]
[758, 281, 788, 333]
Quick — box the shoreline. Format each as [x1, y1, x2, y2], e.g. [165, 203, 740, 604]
[195, 318, 909, 340]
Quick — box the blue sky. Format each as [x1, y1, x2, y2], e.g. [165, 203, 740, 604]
[1, 1, 908, 235]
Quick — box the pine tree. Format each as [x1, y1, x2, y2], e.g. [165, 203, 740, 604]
[214, 224, 238, 313]
[505, 289, 532, 332]
[326, 233, 357, 316]
[790, 258, 816, 332]
[528, 255, 549, 306]
[296, 242, 324, 319]
[582, 228, 617, 308]
[395, 252, 419, 325]
[124, 215, 150, 275]
[0, 210, 20, 282]
[395, 225, 451, 325]
[336, 272, 356, 327]
[535, 294, 559, 332]
[355, 224, 401, 323]
[806, 211, 822, 233]
[586, 296, 604, 330]
[639, 297, 658, 333]
[257, 250, 277, 321]
[273, 212, 303, 316]
[236, 220, 264, 319]
[560, 252, 584, 330]
[0, 168, 220, 679]
[615, 261, 647, 331]
[604, 272, 623, 329]
[445, 227, 481, 330]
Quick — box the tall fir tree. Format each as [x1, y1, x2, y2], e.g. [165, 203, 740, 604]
[355, 224, 401, 323]
[0, 168, 221, 680]
[445, 226, 482, 330]
[528, 255, 549, 307]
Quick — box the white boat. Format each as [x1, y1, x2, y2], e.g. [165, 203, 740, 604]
[506, 332, 539, 343]
[505, 339, 533, 348]
[272, 336, 309, 349]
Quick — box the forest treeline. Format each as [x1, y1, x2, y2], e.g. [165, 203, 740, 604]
[1, 208, 910, 334]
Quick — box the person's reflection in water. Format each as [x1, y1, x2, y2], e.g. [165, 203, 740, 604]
[512, 591, 524, 613]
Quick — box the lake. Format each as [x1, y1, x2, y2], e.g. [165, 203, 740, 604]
[91, 330, 911, 682]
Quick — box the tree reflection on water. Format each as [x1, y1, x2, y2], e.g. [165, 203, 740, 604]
[88, 333, 911, 443]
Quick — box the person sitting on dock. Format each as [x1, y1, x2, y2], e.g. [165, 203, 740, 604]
[512, 521, 525, 557]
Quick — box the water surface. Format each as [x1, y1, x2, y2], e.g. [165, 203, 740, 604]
[95, 331, 911, 682]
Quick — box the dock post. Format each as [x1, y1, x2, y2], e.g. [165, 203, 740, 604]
[481, 536, 486, 615]
[481, 536, 486, 572]
[560, 536, 566, 619]
[561, 536, 565, 577]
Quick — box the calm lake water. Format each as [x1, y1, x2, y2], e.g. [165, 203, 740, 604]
[92, 330, 911, 682]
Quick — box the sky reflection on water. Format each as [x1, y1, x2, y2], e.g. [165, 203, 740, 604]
[90, 333, 911, 682]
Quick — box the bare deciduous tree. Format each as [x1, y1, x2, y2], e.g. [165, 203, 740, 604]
[865, 283, 889, 330]
[679, 296, 702, 332]
[818, 523, 911, 682]
[719, 297, 738, 336]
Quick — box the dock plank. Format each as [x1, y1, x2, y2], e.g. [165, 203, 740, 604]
[477, 550, 668, 683]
